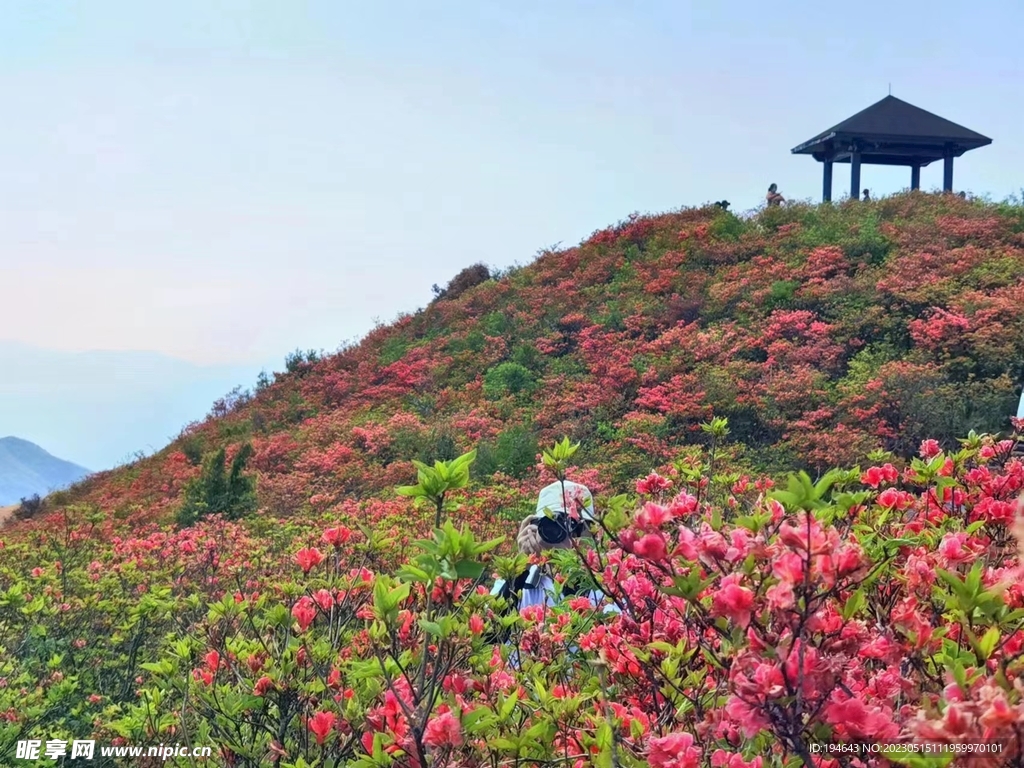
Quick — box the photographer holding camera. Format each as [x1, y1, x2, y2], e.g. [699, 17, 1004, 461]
[491, 480, 613, 614]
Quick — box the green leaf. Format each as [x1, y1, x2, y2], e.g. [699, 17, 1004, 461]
[139, 662, 173, 676]
[499, 691, 519, 720]
[524, 720, 550, 741]
[951, 661, 968, 692]
[454, 560, 485, 580]
[842, 589, 866, 621]
[419, 620, 443, 637]
[978, 627, 1000, 660]
[935, 568, 974, 611]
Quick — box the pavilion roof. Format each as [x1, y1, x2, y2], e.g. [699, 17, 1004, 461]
[792, 96, 991, 156]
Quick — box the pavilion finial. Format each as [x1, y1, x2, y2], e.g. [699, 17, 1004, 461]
[888, 83, 891, 96]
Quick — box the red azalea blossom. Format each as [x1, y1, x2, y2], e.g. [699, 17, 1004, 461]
[322, 526, 352, 548]
[292, 597, 317, 632]
[295, 547, 325, 574]
[307, 710, 337, 745]
[633, 532, 668, 561]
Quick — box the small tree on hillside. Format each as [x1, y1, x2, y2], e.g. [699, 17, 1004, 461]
[13, 494, 43, 520]
[431, 263, 491, 302]
[176, 443, 257, 527]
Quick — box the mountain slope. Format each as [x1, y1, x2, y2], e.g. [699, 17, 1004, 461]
[34, 193, 1024, 526]
[0, 436, 91, 505]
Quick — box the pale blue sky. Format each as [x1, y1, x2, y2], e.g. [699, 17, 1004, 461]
[3, 0, 1022, 365]
[1, 1, 1022, 467]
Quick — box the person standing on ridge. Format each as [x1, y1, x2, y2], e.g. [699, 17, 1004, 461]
[766, 183, 785, 207]
[862, 189, 871, 201]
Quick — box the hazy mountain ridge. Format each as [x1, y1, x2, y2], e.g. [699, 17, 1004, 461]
[0, 436, 91, 506]
[0, 342, 267, 472]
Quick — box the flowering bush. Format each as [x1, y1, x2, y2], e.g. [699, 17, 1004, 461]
[1, 427, 1023, 767]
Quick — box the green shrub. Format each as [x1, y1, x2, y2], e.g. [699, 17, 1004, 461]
[284, 348, 320, 375]
[482, 362, 536, 400]
[465, 330, 487, 353]
[473, 425, 539, 479]
[709, 211, 746, 241]
[176, 443, 257, 527]
[480, 311, 512, 337]
[379, 335, 411, 365]
[511, 343, 542, 371]
[417, 430, 459, 465]
[181, 435, 204, 466]
[767, 279, 800, 308]
[13, 493, 43, 520]
[431, 263, 491, 302]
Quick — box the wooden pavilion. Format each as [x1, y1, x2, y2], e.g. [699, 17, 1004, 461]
[792, 96, 991, 201]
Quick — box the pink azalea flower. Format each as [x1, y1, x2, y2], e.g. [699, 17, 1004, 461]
[648, 732, 700, 768]
[313, 589, 334, 611]
[633, 533, 668, 561]
[322, 526, 352, 548]
[636, 502, 672, 531]
[636, 472, 672, 496]
[712, 574, 755, 627]
[423, 711, 463, 748]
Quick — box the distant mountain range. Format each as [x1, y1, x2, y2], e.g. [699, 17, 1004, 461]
[0, 342, 267, 471]
[0, 436, 92, 506]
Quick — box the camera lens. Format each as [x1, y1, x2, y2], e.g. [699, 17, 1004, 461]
[536, 516, 568, 544]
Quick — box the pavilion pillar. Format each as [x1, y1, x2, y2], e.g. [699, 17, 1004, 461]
[943, 153, 954, 192]
[910, 164, 921, 190]
[850, 151, 861, 200]
[822, 160, 833, 202]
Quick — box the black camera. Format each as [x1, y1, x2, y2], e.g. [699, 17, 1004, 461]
[535, 513, 589, 545]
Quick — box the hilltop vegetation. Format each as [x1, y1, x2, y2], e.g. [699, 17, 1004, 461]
[61, 192, 1024, 525]
[1, 193, 1024, 767]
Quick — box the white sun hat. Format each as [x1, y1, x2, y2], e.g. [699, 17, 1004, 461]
[534, 480, 595, 521]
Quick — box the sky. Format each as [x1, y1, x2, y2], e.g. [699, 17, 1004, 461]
[1, 1, 1022, 468]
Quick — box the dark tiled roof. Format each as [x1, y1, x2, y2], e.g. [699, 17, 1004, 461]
[793, 96, 991, 153]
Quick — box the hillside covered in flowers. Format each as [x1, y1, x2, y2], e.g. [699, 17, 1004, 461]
[1, 192, 1024, 767]
[45, 193, 1024, 526]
